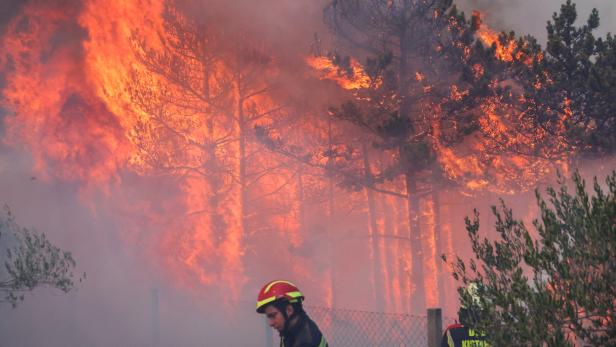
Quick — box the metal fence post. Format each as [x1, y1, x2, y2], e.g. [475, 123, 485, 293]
[427, 308, 442, 347]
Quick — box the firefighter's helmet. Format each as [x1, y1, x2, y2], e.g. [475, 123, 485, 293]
[256, 280, 304, 313]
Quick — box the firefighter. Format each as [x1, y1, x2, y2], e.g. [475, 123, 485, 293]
[441, 283, 491, 347]
[256, 280, 328, 347]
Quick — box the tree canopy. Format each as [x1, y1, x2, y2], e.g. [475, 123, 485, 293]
[448, 171, 616, 346]
[0, 206, 83, 308]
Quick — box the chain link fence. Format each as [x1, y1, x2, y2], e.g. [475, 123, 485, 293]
[300, 306, 456, 347]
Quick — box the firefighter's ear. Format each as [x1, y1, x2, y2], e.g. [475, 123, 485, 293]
[285, 304, 294, 317]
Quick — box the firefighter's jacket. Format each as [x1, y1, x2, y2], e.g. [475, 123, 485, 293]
[440, 323, 490, 347]
[280, 313, 328, 347]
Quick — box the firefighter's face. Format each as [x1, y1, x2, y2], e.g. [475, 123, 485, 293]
[264, 304, 293, 332]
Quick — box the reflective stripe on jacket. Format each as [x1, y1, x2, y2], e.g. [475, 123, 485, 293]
[440, 324, 490, 347]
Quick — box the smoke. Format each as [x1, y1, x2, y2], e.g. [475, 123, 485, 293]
[0, 0, 26, 35]
[0, 148, 268, 346]
[0, 0, 615, 346]
[456, 0, 616, 43]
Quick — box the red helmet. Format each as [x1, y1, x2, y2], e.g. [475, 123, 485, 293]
[256, 280, 304, 313]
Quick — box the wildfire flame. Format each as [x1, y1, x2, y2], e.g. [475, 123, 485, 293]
[1, 0, 252, 298]
[306, 56, 375, 90]
[473, 10, 542, 65]
[474, 11, 519, 62]
[0, 0, 572, 318]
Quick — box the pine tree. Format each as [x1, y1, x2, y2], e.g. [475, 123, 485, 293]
[447, 171, 616, 346]
[513, 1, 616, 157]
[321, 0, 496, 312]
[0, 206, 82, 308]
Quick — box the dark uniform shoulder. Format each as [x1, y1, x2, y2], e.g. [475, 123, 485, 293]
[296, 316, 327, 347]
[283, 315, 328, 347]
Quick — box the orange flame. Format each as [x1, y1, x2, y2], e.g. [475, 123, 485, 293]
[473, 10, 543, 65]
[474, 11, 519, 62]
[1, 3, 131, 183]
[306, 56, 375, 90]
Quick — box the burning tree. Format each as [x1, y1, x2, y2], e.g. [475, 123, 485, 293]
[516, 0, 616, 157]
[448, 171, 616, 346]
[126, 1, 295, 293]
[308, 0, 611, 313]
[316, 0, 543, 312]
[257, 92, 415, 309]
[463, 1, 616, 170]
[1, 0, 340, 305]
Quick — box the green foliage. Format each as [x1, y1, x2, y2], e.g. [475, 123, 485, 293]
[518, 0, 616, 155]
[0, 206, 83, 308]
[447, 171, 616, 346]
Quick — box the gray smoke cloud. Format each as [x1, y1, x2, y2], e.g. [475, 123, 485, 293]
[0, 149, 269, 346]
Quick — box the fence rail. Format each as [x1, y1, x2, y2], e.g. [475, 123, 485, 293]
[268, 306, 456, 347]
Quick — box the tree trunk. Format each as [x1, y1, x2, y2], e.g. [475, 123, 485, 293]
[362, 142, 385, 312]
[399, 24, 426, 313]
[394, 199, 409, 313]
[432, 181, 446, 308]
[297, 165, 306, 235]
[327, 119, 337, 308]
[405, 172, 425, 313]
[382, 194, 394, 311]
[236, 70, 247, 238]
